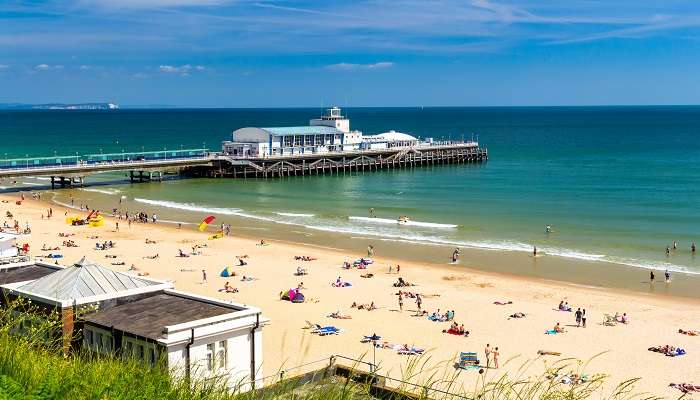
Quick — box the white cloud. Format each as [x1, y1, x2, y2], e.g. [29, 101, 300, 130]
[34, 64, 64, 71]
[0, 64, 9, 70]
[78, 0, 228, 9]
[79, 65, 92, 70]
[325, 62, 395, 71]
[159, 64, 206, 76]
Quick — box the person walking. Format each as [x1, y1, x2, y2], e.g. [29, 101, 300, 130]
[201, 269, 207, 283]
[398, 292, 403, 312]
[115, 222, 119, 232]
[650, 270, 655, 283]
[665, 269, 671, 283]
[484, 343, 491, 369]
[492, 347, 500, 369]
[575, 308, 582, 327]
[415, 294, 422, 311]
[581, 309, 587, 328]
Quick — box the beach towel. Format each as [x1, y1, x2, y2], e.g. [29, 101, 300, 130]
[545, 330, 559, 335]
[397, 347, 424, 355]
[331, 282, 352, 287]
[361, 334, 381, 343]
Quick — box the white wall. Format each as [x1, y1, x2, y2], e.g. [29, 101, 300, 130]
[166, 325, 263, 392]
[0, 240, 17, 258]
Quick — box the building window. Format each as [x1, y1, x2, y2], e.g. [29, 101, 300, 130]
[217, 340, 227, 369]
[207, 343, 215, 371]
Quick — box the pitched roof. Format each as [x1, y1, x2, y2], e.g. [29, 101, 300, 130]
[0, 264, 62, 285]
[16, 257, 160, 302]
[83, 293, 236, 340]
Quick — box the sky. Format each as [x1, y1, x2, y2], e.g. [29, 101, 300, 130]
[1, 0, 700, 107]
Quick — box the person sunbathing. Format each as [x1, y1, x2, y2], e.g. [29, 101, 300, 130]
[220, 282, 238, 293]
[144, 254, 159, 259]
[241, 276, 254, 281]
[553, 322, 566, 333]
[494, 301, 513, 305]
[679, 329, 699, 336]
[128, 264, 139, 271]
[509, 312, 526, 319]
[145, 238, 156, 244]
[295, 267, 307, 275]
[360, 273, 374, 278]
[368, 302, 377, 311]
[238, 258, 248, 266]
[111, 261, 125, 266]
[328, 311, 352, 319]
[177, 249, 189, 257]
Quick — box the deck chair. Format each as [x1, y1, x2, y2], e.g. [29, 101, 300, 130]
[314, 326, 340, 336]
[603, 314, 617, 326]
[459, 352, 480, 369]
[398, 347, 424, 355]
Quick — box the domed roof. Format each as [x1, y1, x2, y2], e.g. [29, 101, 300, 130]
[367, 130, 418, 142]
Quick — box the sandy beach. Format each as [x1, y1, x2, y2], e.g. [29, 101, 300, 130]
[2, 192, 699, 398]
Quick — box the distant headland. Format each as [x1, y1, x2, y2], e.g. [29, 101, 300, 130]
[0, 102, 119, 110]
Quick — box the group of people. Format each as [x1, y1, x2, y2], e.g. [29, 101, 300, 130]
[94, 240, 115, 250]
[665, 240, 696, 256]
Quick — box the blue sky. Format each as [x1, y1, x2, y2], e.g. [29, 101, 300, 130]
[1, 0, 700, 107]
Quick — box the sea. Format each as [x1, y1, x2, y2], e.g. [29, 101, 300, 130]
[2, 107, 700, 275]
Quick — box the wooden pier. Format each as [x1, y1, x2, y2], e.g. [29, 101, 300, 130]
[185, 144, 487, 179]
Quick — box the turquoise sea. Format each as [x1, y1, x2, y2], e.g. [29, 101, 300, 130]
[2, 107, 699, 274]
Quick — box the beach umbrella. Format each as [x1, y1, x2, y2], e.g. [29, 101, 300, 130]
[220, 266, 235, 277]
[198, 215, 216, 232]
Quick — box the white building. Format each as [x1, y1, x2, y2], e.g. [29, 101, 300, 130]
[0, 233, 18, 259]
[361, 131, 420, 150]
[0, 258, 268, 392]
[222, 107, 419, 157]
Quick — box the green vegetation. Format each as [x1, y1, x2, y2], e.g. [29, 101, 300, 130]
[0, 300, 662, 400]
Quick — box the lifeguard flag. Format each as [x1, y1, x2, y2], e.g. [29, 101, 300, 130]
[198, 215, 216, 232]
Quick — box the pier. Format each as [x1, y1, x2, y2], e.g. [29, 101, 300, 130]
[184, 142, 487, 179]
[0, 149, 212, 188]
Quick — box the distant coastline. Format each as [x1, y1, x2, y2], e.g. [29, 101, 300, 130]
[0, 102, 118, 110]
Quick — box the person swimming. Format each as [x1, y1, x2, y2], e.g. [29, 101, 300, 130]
[545, 225, 552, 234]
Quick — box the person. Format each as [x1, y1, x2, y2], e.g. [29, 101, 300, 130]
[369, 208, 375, 218]
[415, 294, 422, 311]
[484, 344, 491, 368]
[666, 246, 670, 256]
[545, 225, 551, 234]
[665, 269, 670, 283]
[673, 241, 677, 250]
[396, 265, 400, 274]
[452, 248, 460, 262]
[367, 245, 374, 258]
[152, 214, 157, 223]
[575, 308, 582, 327]
[492, 346, 500, 369]
[533, 245, 537, 257]
[581, 309, 587, 328]
[398, 292, 403, 312]
[650, 270, 655, 283]
[201, 269, 207, 283]
[692, 241, 697, 254]
[553, 322, 565, 333]
[115, 222, 119, 231]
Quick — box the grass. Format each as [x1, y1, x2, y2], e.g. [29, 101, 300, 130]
[0, 299, 671, 400]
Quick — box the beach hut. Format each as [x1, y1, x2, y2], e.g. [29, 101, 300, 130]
[220, 266, 235, 277]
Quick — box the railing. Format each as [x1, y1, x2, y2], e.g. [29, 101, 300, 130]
[0, 149, 211, 173]
[222, 141, 482, 160]
[245, 354, 471, 399]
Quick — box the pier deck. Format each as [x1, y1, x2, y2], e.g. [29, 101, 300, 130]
[186, 143, 487, 179]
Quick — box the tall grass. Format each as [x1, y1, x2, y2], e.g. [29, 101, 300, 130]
[0, 300, 663, 400]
